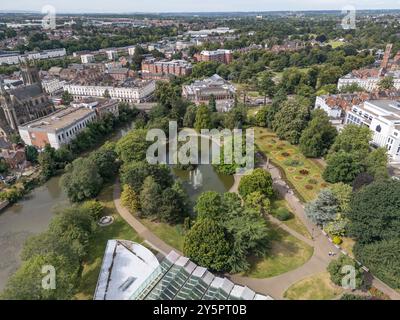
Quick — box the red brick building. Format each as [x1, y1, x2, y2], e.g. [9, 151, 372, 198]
[141, 58, 192, 78]
[194, 49, 233, 64]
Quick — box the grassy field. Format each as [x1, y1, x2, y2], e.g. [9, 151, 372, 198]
[141, 218, 186, 253]
[75, 184, 142, 300]
[271, 199, 311, 239]
[284, 272, 344, 300]
[240, 223, 313, 279]
[328, 40, 345, 49]
[254, 127, 328, 202]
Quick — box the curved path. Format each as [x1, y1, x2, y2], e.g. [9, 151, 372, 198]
[113, 161, 400, 300]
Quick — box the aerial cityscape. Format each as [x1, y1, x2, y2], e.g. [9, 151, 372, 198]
[0, 1, 400, 305]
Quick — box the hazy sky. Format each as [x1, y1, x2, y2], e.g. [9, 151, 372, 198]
[1, 0, 399, 13]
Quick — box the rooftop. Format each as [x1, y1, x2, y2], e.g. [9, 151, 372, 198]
[94, 240, 272, 301]
[19, 107, 95, 132]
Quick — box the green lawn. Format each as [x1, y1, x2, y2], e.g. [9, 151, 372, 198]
[284, 272, 344, 300]
[141, 218, 186, 253]
[271, 199, 311, 239]
[240, 223, 313, 279]
[328, 40, 345, 49]
[75, 184, 142, 300]
[254, 127, 328, 201]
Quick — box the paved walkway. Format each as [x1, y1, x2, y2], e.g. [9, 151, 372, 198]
[114, 163, 400, 300]
[113, 182, 182, 256]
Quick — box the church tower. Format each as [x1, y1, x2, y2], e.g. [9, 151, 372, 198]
[20, 60, 42, 89]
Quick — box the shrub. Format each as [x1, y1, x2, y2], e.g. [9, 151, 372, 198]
[281, 152, 290, 157]
[332, 236, 342, 245]
[299, 169, 309, 175]
[283, 159, 303, 167]
[305, 185, 314, 190]
[275, 207, 293, 221]
[308, 178, 318, 185]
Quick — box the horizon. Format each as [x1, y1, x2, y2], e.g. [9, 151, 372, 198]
[1, 0, 400, 14]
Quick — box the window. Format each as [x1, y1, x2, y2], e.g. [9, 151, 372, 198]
[376, 125, 382, 133]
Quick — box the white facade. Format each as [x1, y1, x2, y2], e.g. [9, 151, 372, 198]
[315, 96, 343, 118]
[128, 47, 136, 56]
[81, 54, 95, 64]
[42, 78, 66, 95]
[106, 50, 118, 60]
[63, 80, 155, 103]
[345, 100, 400, 162]
[0, 48, 66, 65]
[338, 73, 400, 92]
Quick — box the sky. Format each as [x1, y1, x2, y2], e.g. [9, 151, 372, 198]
[1, 0, 400, 13]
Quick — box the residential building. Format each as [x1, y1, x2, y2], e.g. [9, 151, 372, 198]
[0, 48, 66, 65]
[81, 54, 95, 64]
[182, 74, 236, 110]
[337, 70, 400, 92]
[141, 58, 192, 78]
[41, 77, 66, 95]
[94, 240, 272, 300]
[0, 145, 27, 169]
[106, 50, 118, 60]
[128, 46, 136, 56]
[345, 99, 400, 162]
[63, 79, 155, 103]
[194, 49, 233, 64]
[106, 67, 129, 81]
[18, 107, 97, 149]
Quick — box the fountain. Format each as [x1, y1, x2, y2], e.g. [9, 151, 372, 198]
[189, 168, 203, 190]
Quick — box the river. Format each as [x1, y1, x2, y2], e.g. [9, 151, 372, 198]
[0, 125, 234, 292]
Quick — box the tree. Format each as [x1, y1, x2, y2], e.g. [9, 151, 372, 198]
[159, 181, 190, 223]
[194, 191, 223, 220]
[327, 255, 364, 289]
[347, 180, 400, 244]
[323, 151, 364, 184]
[60, 157, 103, 202]
[353, 238, 400, 289]
[103, 89, 111, 98]
[183, 105, 197, 128]
[244, 191, 271, 214]
[378, 76, 394, 91]
[238, 168, 274, 199]
[194, 104, 212, 131]
[25, 145, 38, 163]
[330, 182, 352, 213]
[352, 172, 374, 191]
[38, 146, 56, 180]
[89, 142, 118, 181]
[62, 91, 73, 106]
[208, 94, 217, 112]
[329, 124, 371, 157]
[120, 162, 173, 192]
[121, 184, 140, 213]
[1, 253, 80, 300]
[115, 129, 151, 163]
[299, 109, 337, 157]
[364, 147, 388, 179]
[257, 71, 276, 104]
[139, 176, 162, 218]
[81, 200, 104, 220]
[272, 96, 311, 144]
[305, 189, 338, 226]
[183, 218, 230, 272]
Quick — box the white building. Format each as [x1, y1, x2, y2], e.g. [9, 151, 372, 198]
[315, 95, 343, 119]
[41, 77, 66, 95]
[345, 99, 400, 162]
[338, 71, 400, 92]
[128, 46, 136, 56]
[106, 50, 118, 60]
[63, 80, 155, 103]
[81, 54, 95, 64]
[0, 48, 66, 65]
[18, 107, 97, 149]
